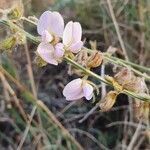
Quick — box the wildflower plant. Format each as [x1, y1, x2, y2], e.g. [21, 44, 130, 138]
[37, 11, 64, 65]
[35, 11, 150, 104]
[35, 11, 150, 122]
[0, 8, 150, 146]
[0, 10, 150, 108]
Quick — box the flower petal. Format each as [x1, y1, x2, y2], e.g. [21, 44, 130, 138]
[50, 12, 64, 37]
[41, 30, 53, 43]
[63, 21, 82, 46]
[63, 78, 84, 101]
[37, 43, 58, 65]
[37, 11, 52, 35]
[65, 92, 84, 101]
[72, 22, 82, 43]
[70, 41, 83, 53]
[63, 21, 73, 46]
[37, 11, 64, 37]
[54, 43, 64, 58]
[83, 83, 93, 100]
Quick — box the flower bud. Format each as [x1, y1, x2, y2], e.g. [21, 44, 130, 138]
[7, 4, 23, 20]
[0, 36, 16, 52]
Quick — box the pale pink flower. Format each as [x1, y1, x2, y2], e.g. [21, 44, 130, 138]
[63, 78, 93, 101]
[62, 21, 83, 53]
[37, 42, 64, 65]
[37, 11, 64, 65]
[37, 12, 83, 65]
[37, 11, 64, 43]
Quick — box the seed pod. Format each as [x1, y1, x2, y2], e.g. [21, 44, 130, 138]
[114, 68, 149, 123]
[87, 51, 103, 68]
[114, 68, 147, 93]
[133, 100, 150, 123]
[114, 68, 135, 85]
[100, 91, 118, 112]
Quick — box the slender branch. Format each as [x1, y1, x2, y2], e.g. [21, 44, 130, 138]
[0, 19, 150, 103]
[106, 0, 129, 60]
[127, 120, 142, 150]
[1, 19, 149, 73]
[0, 19, 39, 44]
[104, 54, 150, 81]
[0, 71, 28, 122]
[84, 47, 150, 74]
[17, 106, 37, 150]
[65, 57, 150, 102]
[105, 54, 150, 73]
[16, 16, 150, 73]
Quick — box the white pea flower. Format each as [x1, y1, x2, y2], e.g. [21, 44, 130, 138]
[63, 78, 93, 101]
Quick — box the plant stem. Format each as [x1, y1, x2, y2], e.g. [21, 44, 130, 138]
[1, 18, 149, 73]
[104, 54, 150, 81]
[0, 19, 150, 102]
[83, 47, 150, 74]
[65, 57, 150, 102]
[0, 19, 39, 44]
[105, 55, 150, 73]
[106, 0, 129, 61]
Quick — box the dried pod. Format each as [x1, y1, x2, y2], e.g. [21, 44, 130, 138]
[115, 69, 149, 123]
[125, 77, 147, 93]
[133, 100, 150, 123]
[100, 91, 119, 112]
[114, 68, 135, 85]
[115, 68, 147, 93]
[87, 51, 103, 68]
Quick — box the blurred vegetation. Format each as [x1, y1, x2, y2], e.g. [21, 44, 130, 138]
[0, 0, 150, 150]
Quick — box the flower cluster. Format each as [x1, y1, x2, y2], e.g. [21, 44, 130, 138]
[37, 11, 93, 101]
[37, 11, 83, 65]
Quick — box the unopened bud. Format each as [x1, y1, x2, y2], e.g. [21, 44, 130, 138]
[0, 36, 16, 52]
[7, 4, 23, 20]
